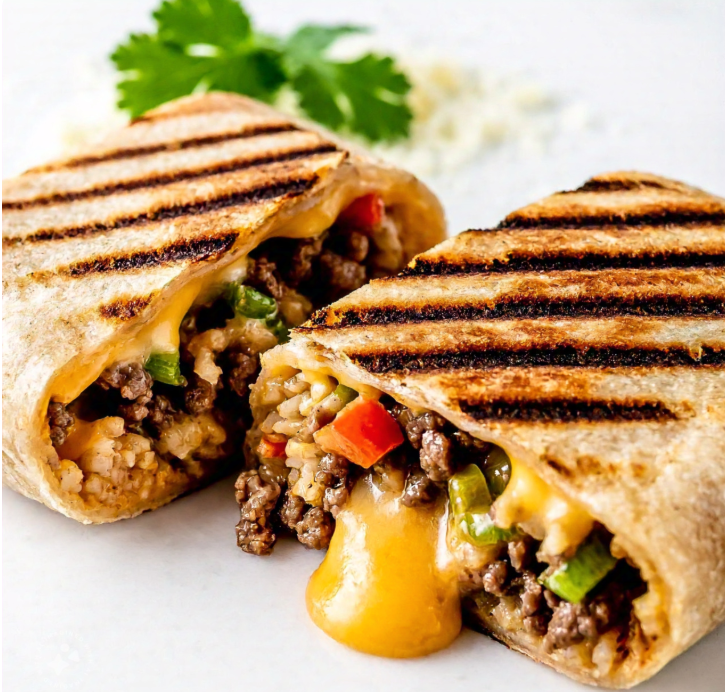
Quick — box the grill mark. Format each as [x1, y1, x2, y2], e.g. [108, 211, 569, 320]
[63, 233, 237, 277]
[99, 294, 156, 320]
[6, 176, 317, 245]
[312, 294, 725, 327]
[562, 178, 672, 194]
[27, 124, 299, 171]
[348, 345, 725, 374]
[458, 398, 678, 423]
[499, 208, 725, 230]
[3, 144, 338, 210]
[402, 250, 725, 276]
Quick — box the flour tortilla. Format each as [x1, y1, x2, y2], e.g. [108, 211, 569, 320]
[253, 172, 725, 687]
[2, 92, 445, 523]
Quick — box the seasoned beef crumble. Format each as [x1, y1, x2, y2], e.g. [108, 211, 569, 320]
[48, 402, 74, 448]
[235, 469, 281, 555]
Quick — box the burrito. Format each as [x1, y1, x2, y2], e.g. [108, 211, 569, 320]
[2, 92, 445, 524]
[243, 172, 725, 687]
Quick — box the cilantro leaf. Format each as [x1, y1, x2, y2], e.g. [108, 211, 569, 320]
[291, 65, 346, 131]
[335, 55, 413, 142]
[153, 0, 251, 48]
[111, 1, 413, 142]
[112, 0, 285, 118]
[284, 24, 368, 59]
[282, 24, 411, 142]
[290, 52, 412, 142]
[112, 34, 211, 117]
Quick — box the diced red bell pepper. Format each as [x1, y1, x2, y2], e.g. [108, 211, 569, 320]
[314, 397, 404, 468]
[337, 193, 385, 231]
[257, 437, 287, 459]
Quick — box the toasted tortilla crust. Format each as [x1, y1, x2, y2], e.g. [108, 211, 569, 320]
[255, 172, 725, 688]
[2, 92, 445, 524]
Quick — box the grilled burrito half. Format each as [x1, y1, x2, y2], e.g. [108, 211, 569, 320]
[243, 172, 725, 687]
[2, 92, 445, 524]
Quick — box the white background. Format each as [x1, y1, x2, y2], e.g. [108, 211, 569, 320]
[3, 1, 724, 691]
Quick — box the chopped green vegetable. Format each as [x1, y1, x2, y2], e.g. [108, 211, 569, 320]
[541, 534, 618, 603]
[265, 316, 289, 344]
[333, 384, 359, 405]
[111, 0, 412, 142]
[460, 513, 519, 547]
[448, 464, 492, 515]
[449, 464, 518, 547]
[226, 283, 278, 319]
[224, 282, 289, 342]
[482, 446, 512, 498]
[145, 351, 186, 386]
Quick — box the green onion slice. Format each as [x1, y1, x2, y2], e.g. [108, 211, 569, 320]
[226, 283, 278, 320]
[145, 351, 186, 386]
[333, 384, 359, 405]
[540, 534, 618, 603]
[265, 316, 289, 344]
[460, 513, 519, 546]
[449, 464, 518, 547]
[448, 464, 492, 515]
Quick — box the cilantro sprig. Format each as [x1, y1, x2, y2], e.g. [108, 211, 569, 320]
[111, 0, 412, 143]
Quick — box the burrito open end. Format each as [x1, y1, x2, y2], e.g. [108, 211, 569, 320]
[242, 172, 725, 688]
[2, 92, 445, 523]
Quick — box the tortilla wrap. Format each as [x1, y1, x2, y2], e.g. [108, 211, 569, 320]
[250, 172, 725, 687]
[2, 92, 445, 523]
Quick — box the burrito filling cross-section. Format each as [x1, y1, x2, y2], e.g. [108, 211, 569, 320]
[45, 201, 406, 512]
[2, 93, 445, 523]
[248, 365, 649, 669]
[243, 172, 725, 688]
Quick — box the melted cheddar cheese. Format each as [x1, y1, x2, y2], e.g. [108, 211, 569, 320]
[51, 279, 206, 404]
[304, 457, 596, 658]
[306, 476, 461, 658]
[493, 458, 594, 557]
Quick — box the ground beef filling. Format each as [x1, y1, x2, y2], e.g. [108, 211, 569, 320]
[48, 402, 74, 447]
[47, 215, 395, 506]
[246, 386, 646, 660]
[461, 536, 645, 657]
[242, 388, 495, 554]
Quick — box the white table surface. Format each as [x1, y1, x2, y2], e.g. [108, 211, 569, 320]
[3, 1, 724, 691]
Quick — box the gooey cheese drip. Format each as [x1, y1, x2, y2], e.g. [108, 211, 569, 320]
[306, 476, 461, 658]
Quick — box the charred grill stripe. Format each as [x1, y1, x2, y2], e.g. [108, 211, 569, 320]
[7, 176, 317, 245]
[313, 295, 725, 327]
[26, 124, 299, 172]
[499, 208, 725, 230]
[459, 398, 678, 423]
[402, 251, 725, 276]
[349, 345, 725, 374]
[99, 294, 156, 320]
[562, 179, 672, 194]
[3, 144, 338, 210]
[64, 233, 237, 277]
